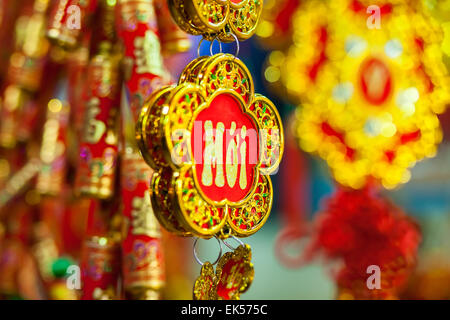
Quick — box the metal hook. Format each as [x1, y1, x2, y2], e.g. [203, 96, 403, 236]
[209, 36, 223, 56]
[222, 235, 244, 251]
[193, 236, 223, 266]
[197, 37, 205, 58]
[230, 33, 240, 58]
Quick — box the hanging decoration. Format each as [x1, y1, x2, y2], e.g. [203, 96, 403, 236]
[137, 53, 283, 239]
[135, 0, 283, 299]
[168, 0, 263, 42]
[192, 238, 254, 300]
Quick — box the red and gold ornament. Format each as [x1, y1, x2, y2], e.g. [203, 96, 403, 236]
[137, 53, 284, 239]
[114, 0, 171, 300]
[193, 243, 254, 300]
[168, 0, 263, 42]
[80, 235, 121, 300]
[120, 148, 166, 300]
[135, 0, 281, 300]
[115, 0, 170, 117]
[74, 42, 121, 199]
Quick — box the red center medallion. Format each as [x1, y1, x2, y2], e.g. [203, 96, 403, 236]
[192, 93, 259, 203]
[359, 58, 392, 105]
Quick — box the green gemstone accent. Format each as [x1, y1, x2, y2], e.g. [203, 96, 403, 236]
[185, 94, 191, 103]
[51, 257, 73, 278]
[137, 13, 147, 22]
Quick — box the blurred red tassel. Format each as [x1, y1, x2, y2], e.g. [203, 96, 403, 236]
[310, 186, 421, 299]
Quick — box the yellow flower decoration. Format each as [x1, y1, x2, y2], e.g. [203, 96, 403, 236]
[289, 1, 450, 189]
[137, 54, 284, 238]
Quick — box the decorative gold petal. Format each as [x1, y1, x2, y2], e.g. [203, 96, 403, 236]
[193, 262, 218, 300]
[150, 168, 191, 236]
[173, 167, 228, 238]
[163, 83, 207, 169]
[227, 174, 272, 237]
[196, 54, 254, 105]
[248, 94, 284, 175]
[186, 0, 230, 32]
[225, 0, 263, 42]
[136, 85, 175, 170]
[168, 0, 205, 36]
[178, 56, 210, 85]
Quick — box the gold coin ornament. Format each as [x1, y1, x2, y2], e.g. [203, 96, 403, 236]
[264, 0, 450, 189]
[193, 244, 254, 300]
[137, 53, 284, 238]
[168, 0, 263, 42]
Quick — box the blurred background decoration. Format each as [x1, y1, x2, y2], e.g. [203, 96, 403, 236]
[0, 0, 449, 300]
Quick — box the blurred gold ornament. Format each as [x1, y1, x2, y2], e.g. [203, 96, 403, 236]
[284, 0, 450, 188]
